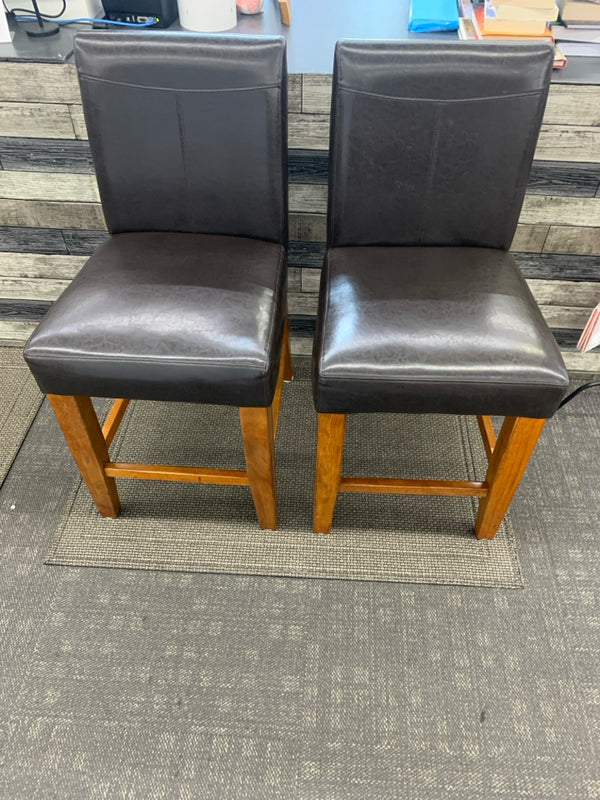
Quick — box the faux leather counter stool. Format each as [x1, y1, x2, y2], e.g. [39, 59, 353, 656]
[312, 41, 569, 538]
[24, 32, 291, 529]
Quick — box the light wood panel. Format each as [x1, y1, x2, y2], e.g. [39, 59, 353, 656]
[0, 277, 70, 300]
[0, 253, 86, 279]
[289, 184, 327, 214]
[68, 104, 88, 141]
[511, 224, 550, 253]
[0, 102, 77, 139]
[0, 170, 99, 202]
[289, 113, 330, 150]
[543, 226, 600, 255]
[536, 125, 600, 163]
[521, 195, 600, 227]
[0, 62, 81, 103]
[0, 198, 105, 230]
[544, 85, 600, 127]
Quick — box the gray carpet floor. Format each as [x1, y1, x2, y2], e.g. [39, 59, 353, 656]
[0, 368, 598, 799]
[0, 348, 42, 488]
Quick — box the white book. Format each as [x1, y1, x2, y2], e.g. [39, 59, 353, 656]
[577, 302, 600, 353]
[551, 22, 600, 38]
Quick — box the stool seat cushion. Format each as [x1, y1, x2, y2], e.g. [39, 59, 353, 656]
[24, 232, 286, 407]
[312, 246, 569, 418]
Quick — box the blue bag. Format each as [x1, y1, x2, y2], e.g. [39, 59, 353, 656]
[408, 0, 459, 31]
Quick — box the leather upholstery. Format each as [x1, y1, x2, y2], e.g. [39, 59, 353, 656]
[24, 33, 288, 408]
[328, 41, 553, 250]
[74, 32, 288, 244]
[314, 41, 569, 419]
[313, 247, 568, 417]
[25, 233, 286, 405]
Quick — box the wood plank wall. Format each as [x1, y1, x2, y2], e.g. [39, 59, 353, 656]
[0, 63, 599, 375]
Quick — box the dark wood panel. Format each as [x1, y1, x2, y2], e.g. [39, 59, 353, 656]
[0, 225, 107, 255]
[0, 298, 52, 318]
[513, 252, 600, 282]
[289, 314, 316, 337]
[0, 225, 67, 254]
[0, 137, 94, 173]
[551, 328, 584, 348]
[62, 229, 108, 255]
[528, 161, 600, 197]
[288, 240, 326, 268]
[289, 149, 329, 184]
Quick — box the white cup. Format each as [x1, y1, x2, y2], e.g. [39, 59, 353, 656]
[178, 0, 237, 31]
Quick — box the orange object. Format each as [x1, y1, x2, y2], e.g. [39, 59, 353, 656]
[278, 0, 291, 24]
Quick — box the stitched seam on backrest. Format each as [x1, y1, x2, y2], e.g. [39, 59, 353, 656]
[175, 92, 191, 231]
[336, 85, 545, 104]
[78, 74, 280, 93]
[419, 102, 442, 245]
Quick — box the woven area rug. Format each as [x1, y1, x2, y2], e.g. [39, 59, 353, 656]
[46, 367, 523, 588]
[0, 347, 42, 488]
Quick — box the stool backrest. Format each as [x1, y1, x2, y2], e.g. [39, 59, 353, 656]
[74, 32, 288, 245]
[327, 41, 553, 250]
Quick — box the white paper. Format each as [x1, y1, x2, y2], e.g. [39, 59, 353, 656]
[577, 302, 600, 353]
[0, 9, 12, 43]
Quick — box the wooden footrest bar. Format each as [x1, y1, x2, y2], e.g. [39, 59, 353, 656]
[104, 462, 249, 486]
[339, 477, 489, 497]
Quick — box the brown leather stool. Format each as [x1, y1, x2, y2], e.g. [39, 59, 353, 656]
[24, 32, 291, 529]
[312, 41, 569, 538]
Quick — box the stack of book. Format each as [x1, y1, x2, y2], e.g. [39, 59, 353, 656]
[459, 0, 567, 67]
[551, 0, 600, 56]
[483, 0, 558, 35]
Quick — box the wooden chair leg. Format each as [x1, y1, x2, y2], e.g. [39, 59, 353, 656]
[313, 412, 346, 534]
[282, 315, 293, 382]
[475, 415, 546, 539]
[47, 393, 121, 518]
[240, 405, 278, 529]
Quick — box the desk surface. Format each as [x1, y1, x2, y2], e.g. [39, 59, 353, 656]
[1, 0, 599, 81]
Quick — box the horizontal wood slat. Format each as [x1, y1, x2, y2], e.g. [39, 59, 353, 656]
[0, 170, 99, 202]
[0, 276, 69, 300]
[0, 136, 94, 173]
[0, 252, 86, 278]
[339, 477, 489, 497]
[0, 62, 81, 104]
[0, 102, 77, 140]
[521, 195, 600, 227]
[104, 462, 250, 485]
[536, 125, 600, 164]
[0, 198, 105, 230]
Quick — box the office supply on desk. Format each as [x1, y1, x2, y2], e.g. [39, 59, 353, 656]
[100, 0, 177, 27]
[177, 0, 236, 30]
[408, 0, 459, 30]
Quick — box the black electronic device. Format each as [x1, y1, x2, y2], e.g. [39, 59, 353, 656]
[100, 0, 178, 27]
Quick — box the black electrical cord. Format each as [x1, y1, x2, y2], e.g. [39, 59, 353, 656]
[558, 380, 600, 409]
[3, 0, 67, 16]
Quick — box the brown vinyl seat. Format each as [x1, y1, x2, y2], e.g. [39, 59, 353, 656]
[312, 41, 569, 538]
[24, 32, 291, 529]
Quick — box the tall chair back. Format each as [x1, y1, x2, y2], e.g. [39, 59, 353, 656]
[327, 41, 552, 249]
[77, 33, 288, 243]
